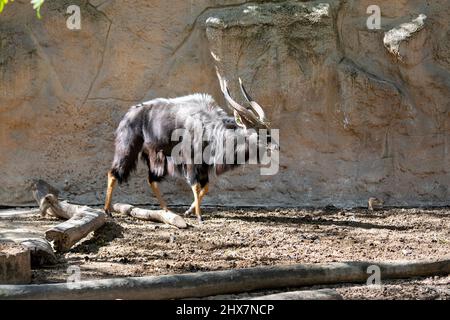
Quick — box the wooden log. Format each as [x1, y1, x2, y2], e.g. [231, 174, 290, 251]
[0, 209, 57, 266]
[112, 203, 134, 215]
[39, 194, 74, 220]
[2, 237, 57, 267]
[45, 205, 107, 253]
[0, 242, 31, 284]
[113, 203, 187, 229]
[42, 195, 89, 220]
[249, 289, 343, 300]
[20, 239, 57, 267]
[0, 259, 448, 300]
[31, 180, 106, 252]
[31, 180, 66, 219]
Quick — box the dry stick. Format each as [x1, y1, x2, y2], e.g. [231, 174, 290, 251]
[0, 259, 448, 300]
[248, 289, 343, 300]
[113, 203, 187, 229]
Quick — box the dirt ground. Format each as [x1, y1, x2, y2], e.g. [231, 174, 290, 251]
[1, 206, 449, 300]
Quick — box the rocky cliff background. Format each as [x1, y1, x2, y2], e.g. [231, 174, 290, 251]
[0, 0, 449, 207]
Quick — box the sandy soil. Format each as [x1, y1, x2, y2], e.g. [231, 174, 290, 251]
[1, 206, 449, 299]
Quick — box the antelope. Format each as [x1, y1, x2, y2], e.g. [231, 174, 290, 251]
[104, 71, 278, 223]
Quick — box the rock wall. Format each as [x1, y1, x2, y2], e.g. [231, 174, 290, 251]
[0, 0, 449, 207]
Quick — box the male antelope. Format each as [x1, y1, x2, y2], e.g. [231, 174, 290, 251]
[104, 72, 278, 222]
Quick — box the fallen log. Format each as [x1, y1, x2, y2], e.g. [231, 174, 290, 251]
[0, 211, 57, 267]
[249, 289, 343, 300]
[40, 194, 91, 221]
[31, 180, 67, 219]
[45, 204, 107, 252]
[32, 180, 106, 252]
[20, 238, 58, 267]
[113, 203, 187, 229]
[0, 258, 448, 300]
[31, 180, 107, 252]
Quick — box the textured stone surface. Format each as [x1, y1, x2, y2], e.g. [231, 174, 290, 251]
[383, 14, 427, 59]
[0, 0, 449, 207]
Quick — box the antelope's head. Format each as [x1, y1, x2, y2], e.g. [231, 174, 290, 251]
[216, 69, 279, 155]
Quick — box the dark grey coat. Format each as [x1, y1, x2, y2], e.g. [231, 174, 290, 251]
[110, 93, 263, 188]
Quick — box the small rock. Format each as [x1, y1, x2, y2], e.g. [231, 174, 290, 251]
[402, 249, 412, 256]
[119, 257, 130, 264]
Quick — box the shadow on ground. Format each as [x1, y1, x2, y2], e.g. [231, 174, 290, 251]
[70, 220, 125, 254]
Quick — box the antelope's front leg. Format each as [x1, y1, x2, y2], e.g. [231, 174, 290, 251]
[185, 184, 209, 217]
[190, 183, 205, 223]
[148, 179, 168, 211]
[104, 171, 117, 216]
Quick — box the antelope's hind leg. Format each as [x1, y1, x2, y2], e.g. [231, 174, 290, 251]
[189, 182, 209, 223]
[104, 171, 117, 216]
[185, 184, 209, 216]
[144, 150, 169, 211]
[191, 183, 202, 223]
